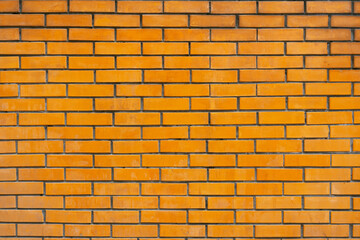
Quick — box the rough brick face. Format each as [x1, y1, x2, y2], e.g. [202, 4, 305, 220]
[0, 0, 359, 238]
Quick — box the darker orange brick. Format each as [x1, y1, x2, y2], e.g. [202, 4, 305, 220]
[23, 0, 67, 12]
[117, 29, 162, 41]
[0, 14, 44, 26]
[165, 29, 210, 41]
[0, 0, 18, 12]
[47, 14, 92, 27]
[22, 29, 67, 41]
[287, 15, 328, 27]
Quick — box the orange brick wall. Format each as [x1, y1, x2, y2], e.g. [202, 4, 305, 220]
[0, 0, 360, 238]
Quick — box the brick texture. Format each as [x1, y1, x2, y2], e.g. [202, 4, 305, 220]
[0, 0, 359, 238]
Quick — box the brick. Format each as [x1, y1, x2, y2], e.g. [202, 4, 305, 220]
[18, 224, 62, 236]
[94, 211, 138, 223]
[0, 42, 44, 55]
[114, 168, 159, 181]
[284, 183, 329, 195]
[0, 154, 45, 167]
[20, 84, 66, 97]
[306, 83, 351, 95]
[165, 1, 208, 13]
[143, 14, 187, 27]
[0, 28, 19, 40]
[23, 0, 67, 12]
[160, 196, 205, 209]
[307, 112, 352, 124]
[211, 112, 256, 125]
[0, 85, 17, 97]
[256, 196, 302, 209]
[306, 56, 351, 68]
[0, 224, 15, 236]
[115, 113, 160, 125]
[208, 197, 253, 209]
[288, 42, 327, 55]
[65, 141, 110, 153]
[208, 140, 254, 153]
[332, 183, 360, 195]
[142, 210, 186, 223]
[118, 56, 162, 69]
[332, 154, 360, 167]
[46, 210, 91, 223]
[191, 42, 236, 55]
[117, 29, 162, 41]
[118, 1, 162, 13]
[143, 127, 187, 139]
[97, 70, 141, 83]
[304, 225, 349, 237]
[19, 168, 64, 181]
[240, 97, 285, 110]
[0, 113, 16, 126]
[18, 140, 63, 153]
[22, 29, 67, 41]
[162, 169, 207, 181]
[143, 43, 187, 55]
[94, 183, 139, 195]
[237, 211, 282, 223]
[287, 15, 328, 27]
[0, 57, 18, 68]
[67, 113, 112, 125]
[0, 14, 44, 26]
[163, 112, 208, 125]
[191, 126, 236, 139]
[70, 0, 115, 12]
[287, 126, 329, 138]
[94, 14, 139, 27]
[257, 140, 302, 153]
[144, 98, 189, 110]
[258, 56, 303, 68]
[258, 83, 303, 96]
[69, 84, 113, 97]
[0, 182, 43, 195]
[189, 210, 233, 223]
[48, 99, 93, 111]
[165, 29, 209, 41]
[142, 183, 187, 195]
[288, 97, 327, 110]
[160, 225, 205, 237]
[0, 127, 44, 140]
[212, 1, 256, 13]
[208, 225, 253, 237]
[259, 29, 303, 41]
[259, 1, 304, 13]
[255, 225, 301, 238]
[0, 196, 15, 208]
[257, 169, 302, 181]
[47, 14, 92, 27]
[18, 196, 63, 209]
[212, 29, 256, 41]
[209, 169, 254, 181]
[240, 69, 285, 82]
[190, 183, 234, 195]
[65, 225, 110, 237]
[95, 98, 140, 111]
[307, 1, 351, 13]
[305, 168, 350, 181]
[69, 28, 114, 41]
[304, 139, 350, 152]
[143, 154, 187, 167]
[66, 168, 111, 181]
[212, 56, 256, 69]
[48, 155, 92, 167]
[49, 70, 93, 83]
[165, 56, 209, 68]
[114, 196, 157, 209]
[239, 42, 284, 55]
[161, 140, 205, 153]
[46, 183, 91, 195]
[238, 126, 284, 138]
[237, 183, 282, 195]
[190, 15, 236, 27]
[288, 69, 327, 82]
[238, 154, 283, 167]
[22, 56, 66, 69]
[95, 127, 140, 139]
[165, 84, 209, 96]
[239, 15, 284, 27]
[95, 155, 140, 167]
[48, 42, 93, 55]
[65, 196, 110, 208]
[69, 57, 114, 69]
[0, 141, 15, 153]
[306, 29, 351, 41]
[332, 16, 360, 27]
[305, 197, 350, 209]
[191, 154, 235, 167]
[0, 0, 18, 12]
[114, 140, 158, 153]
[114, 225, 157, 237]
[331, 126, 360, 138]
[332, 212, 360, 223]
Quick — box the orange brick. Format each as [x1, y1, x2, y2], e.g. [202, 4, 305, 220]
[256, 196, 302, 209]
[212, 29, 256, 41]
[114, 225, 157, 237]
[332, 126, 360, 138]
[306, 83, 351, 95]
[48, 127, 92, 139]
[191, 126, 236, 139]
[288, 42, 327, 55]
[332, 154, 360, 167]
[255, 225, 301, 238]
[66, 141, 110, 153]
[306, 29, 351, 41]
[212, 56, 256, 69]
[118, 56, 162, 69]
[212, 1, 256, 13]
[189, 210, 233, 223]
[142, 210, 186, 223]
[0, 113, 16, 126]
[305, 168, 350, 181]
[0, 154, 44, 167]
[46, 183, 91, 195]
[65, 196, 110, 208]
[95, 127, 140, 140]
[258, 56, 303, 68]
[306, 56, 351, 68]
[237, 183, 282, 195]
[47, 99, 92, 111]
[191, 154, 235, 167]
[304, 225, 349, 237]
[47, 14, 92, 27]
[95, 98, 140, 111]
[332, 16, 360, 27]
[20, 84, 66, 97]
[288, 69, 327, 82]
[165, 1, 208, 13]
[160, 225, 205, 237]
[0, 224, 15, 236]
[209, 169, 254, 181]
[0, 14, 44, 26]
[191, 15, 235, 27]
[241, 69, 285, 82]
[239, 15, 284, 27]
[46, 210, 91, 223]
[287, 126, 329, 139]
[18, 196, 63, 209]
[284, 183, 329, 195]
[237, 211, 281, 223]
[94, 14, 139, 27]
[238, 155, 283, 167]
[208, 197, 253, 209]
[95, 155, 139, 167]
[142, 183, 187, 195]
[0, 141, 15, 153]
[94, 183, 139, 195]
[332, 211, 360, 223]
[48, 155, 92, 167]
[0, 57, 18, 68]
[257, 140, 302, 153]
[192, 98, 237, 110]
[115, 113, 160, 125]
[211, 112, 256, 125]
[144, 98, 189, 111]
[143, 127, 187, 139]
[161, 140, 205, 153]
[190, 183, 234, 195]
[118, 1, 162, 13]
[160, 196, 205, 209]
[165, 29, 209, 41]
[67, 113, 112, 125]
[48, 42, 93, 55]
[18, 224, 62, 237]
[65, 224, 110, 237]
[114, 140, 158, 153]
[305, 197, 350, 209]
[0, 127, 44, 140]
[66, 168, 111, 181]
[163, 112, 208, 125]
[97, 70, 141, 83]
[143, 154, 187, 167]
[22, 56, 66, 69]
[113, 196, 157, 209]
[0, 182, 43, 195]
[0, 71, 42, 83]
[19, 168, 63, 181]
[0, 42, 44, 55]
[0, 0, 18, 12]
[70, 0, 115, 12]
[22, 29, 67, 41]
[165, 84, 208, 96]
[239, 42, 284, 55]
[258, 29, 303, 41]
[332, 42, 360, 55]
[68, 84, 113, 97]
[117, 29, 162, 41]
[240, 97, 285, 110]
[288, 97, 327, 110]
[94, 210, 138, 223]
[165, 56, 209, 68]
[143, 42, 187, 55]
[258, 83, 303, 96]
[0, 169, 16, 181]
[259, 1, 304, 13]
[69, 57, 114, 69]
[191, 42, 236, 55]
[307, 112, 352, 124]
[69, 28, 114, 41]
[287, 15, 328, 27]
[308, 1, 351, 13]
[332, 183, 360, 195]
[162, 169, 207, 181]
[238, 126, 283, 139]
[0, 85, 17, 97]
[49, 70, 93, 83]
[145, 70, 189, 83]
[18, 140, 62, 153]
[208, 225, 253, 237]
[143, 14, 188, 27]
[23, 0, 67, 12]
[0, 196, 16, 208]
[208, 140, 254, 153]
[257, 169, 302, 181]
[114, 168, 159, 181]
[305, 139, 350, 152]
[193, 70, 236, 83]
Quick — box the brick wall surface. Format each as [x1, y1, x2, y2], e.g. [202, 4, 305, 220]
[0, 0, 359, 238]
